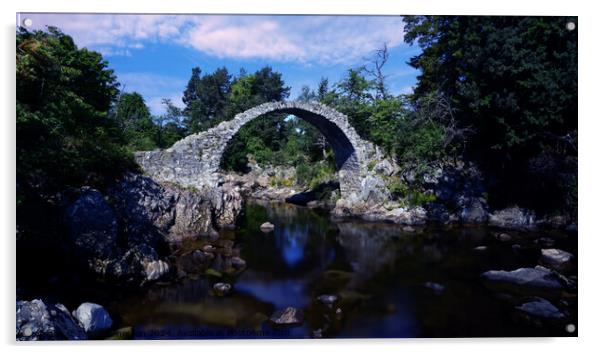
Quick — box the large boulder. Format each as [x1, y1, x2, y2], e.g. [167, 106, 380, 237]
[539, 248, 574, 273]
[110, 173, 242, 244]
[16, 299, 87, 341]
[169, 188, 214, 240]
[144, 259, 170, 281]
[109, 173, 215, 245]
[459, 198, 489, 224]
[72, 302, 113, 337]
[515, 298, 566, 319]
[211, 183, 244, 227]
[359, 174, 390, 204]
[481, 266, 567, 291]
[106, 243, 169, 283]
[426, 202, 459, 224]
[489, 206, 537, 230]
[64, 188, 118, 262]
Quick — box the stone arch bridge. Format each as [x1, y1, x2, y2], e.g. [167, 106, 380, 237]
[135, 101, 382, 199]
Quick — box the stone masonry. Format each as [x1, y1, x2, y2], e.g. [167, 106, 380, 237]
[135, 101, 382, 199]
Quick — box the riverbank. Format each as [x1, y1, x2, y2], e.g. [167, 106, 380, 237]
[221, 162, 577, 232]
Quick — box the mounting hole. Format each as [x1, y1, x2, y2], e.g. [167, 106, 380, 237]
[565, 323, 576, 333]
[566, 22, 576, 31]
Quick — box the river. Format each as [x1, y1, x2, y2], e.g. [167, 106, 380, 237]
[33, 200, 578, 339]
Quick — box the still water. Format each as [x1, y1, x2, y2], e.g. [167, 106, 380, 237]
[106, 200, 577, 339]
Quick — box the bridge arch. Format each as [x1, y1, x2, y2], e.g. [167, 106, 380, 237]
[135, 101, 380, 198]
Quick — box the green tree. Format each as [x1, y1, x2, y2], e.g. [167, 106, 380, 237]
[17, 27, 134, 197]
[182, 66, 232, 133]
[403, 16, 578, 212]
[111, 92, 158, 150]
[333, 69, 374, 139]
[220, 67, 291, 171]
[154, 99, 186, 148]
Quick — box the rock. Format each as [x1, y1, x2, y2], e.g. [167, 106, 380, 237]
[170, 188, 215, 238]
[306, 200, 320, 209]
[144, 260, 169, 281]
[385, 206, 427, 225]
[176, 250, 212, 274]
[539, 249, 574, 273]
[72, 303, 113, 337]
[202, 244, 216, 252]
[230, 256, 247, 269]
[426, 202, 458, 224]
[16, 299, 87, 341]
[317, 294, 338, 308]
[211, 183, 244, 227]
[481, 266, 566, 291]
[402, 226, 415, 232]
[515, 298, 566, 319]
[460, 198, 489, 224]
[64, 188, 118, 262]
[489, 206, 537, 230]
[109, 173, 242, 244]
[537, 214, 570, 229]
[106, 243, 166, 283]
[423, 282, 445, 293]
[269, 307, 304, 326]
[495, 233, 512, 242]
[534, 237, 555, 247]
[359, 174, 390, 204]
[260, 222, 275, 232]
[373, 159, 397, 176]
[213, 282, 232, 296]
[335, 308, 343, 319]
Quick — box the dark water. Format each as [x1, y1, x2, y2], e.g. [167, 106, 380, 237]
[25, 200, 577, 339]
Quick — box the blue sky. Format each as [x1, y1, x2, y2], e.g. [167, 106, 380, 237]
[21, 13, 421, 115]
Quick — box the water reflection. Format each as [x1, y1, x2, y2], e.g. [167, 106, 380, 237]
[276, 225, 307, 267]
[106, 200, 575, 339]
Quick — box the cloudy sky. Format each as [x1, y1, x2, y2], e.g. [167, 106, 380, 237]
[19, 13, 420, 115]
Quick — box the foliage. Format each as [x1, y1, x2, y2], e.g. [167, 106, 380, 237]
[219, 67, 292, 171]
[403, 16, 578, 212]
[153, 99, 186, 148]
[384, 175, 436, 207]
[16, 27, 135, 197]
[295, 161, 336, 190]
[183, 67, 232, 133]
[111, 92, 157, 151]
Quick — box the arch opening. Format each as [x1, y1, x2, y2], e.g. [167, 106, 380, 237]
[217, 107, 355, 173]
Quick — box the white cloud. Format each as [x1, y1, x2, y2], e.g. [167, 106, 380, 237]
[95, 47, 132, 57]
[147, 94, 185, 116]
[23, 14, 406, 64]
[117, 72, 186, 115]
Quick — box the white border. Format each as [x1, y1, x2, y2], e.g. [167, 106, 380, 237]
[2, 1, 599, 354]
